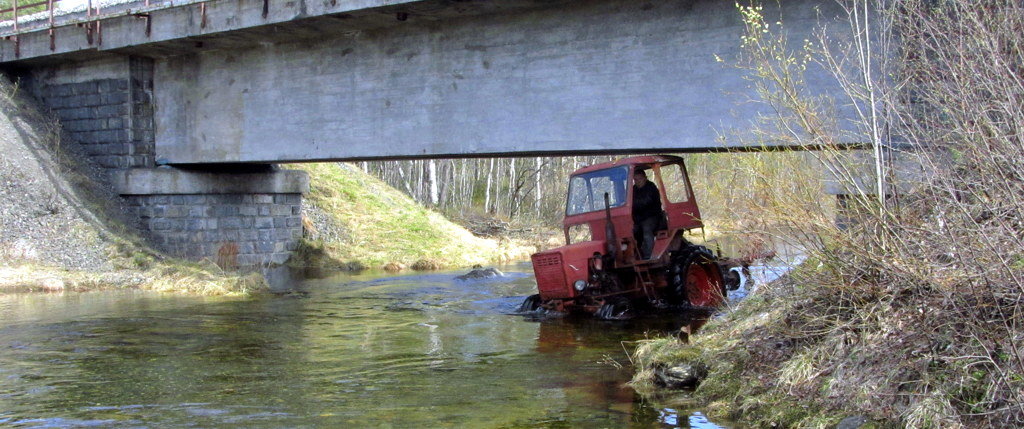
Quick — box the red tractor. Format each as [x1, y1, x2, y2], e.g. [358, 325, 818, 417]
[520, 155, 740, 320]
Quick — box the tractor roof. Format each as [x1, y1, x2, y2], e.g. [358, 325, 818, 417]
[571, 155, 685, 175]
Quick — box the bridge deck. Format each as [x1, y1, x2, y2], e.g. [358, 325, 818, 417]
[2, 0, 853, 163]
[0, 0, 570, 64]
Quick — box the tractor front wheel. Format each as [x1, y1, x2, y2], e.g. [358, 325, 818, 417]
[518, 294, 541, 313]
[596, 298, 633, 320]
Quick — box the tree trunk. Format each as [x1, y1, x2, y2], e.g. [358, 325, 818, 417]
[508, 159, 517, 216]
[535, 157, 542, 217]
[485, 158, 495, 214]
[428, 159, 439, 206]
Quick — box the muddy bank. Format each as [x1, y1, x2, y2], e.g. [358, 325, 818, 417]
[629, 267, 865, 427]
[0, 261, 268, 296]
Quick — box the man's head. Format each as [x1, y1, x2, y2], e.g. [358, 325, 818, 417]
[633, 170, 648, 187]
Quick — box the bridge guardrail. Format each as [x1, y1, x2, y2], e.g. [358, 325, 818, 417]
[0, 0, 212, 58]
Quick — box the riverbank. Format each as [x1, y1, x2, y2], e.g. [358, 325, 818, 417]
[632, 248, 1004, 427]
[630, 263, 866, 428]
[288, 163, 543, 272]
[0, 262, 265, 295]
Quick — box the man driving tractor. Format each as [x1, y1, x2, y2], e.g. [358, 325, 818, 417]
[631, 169, 662, 260]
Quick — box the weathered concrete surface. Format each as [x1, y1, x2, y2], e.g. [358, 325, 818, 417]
[153, 0, 847, 163]
[113, 167, 309, 195]
[5, 0, 851, 162]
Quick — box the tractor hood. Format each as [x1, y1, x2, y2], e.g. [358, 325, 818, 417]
[531, 241, 606, 300]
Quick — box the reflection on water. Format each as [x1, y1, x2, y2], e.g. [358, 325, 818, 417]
[0, 263, 737, 428]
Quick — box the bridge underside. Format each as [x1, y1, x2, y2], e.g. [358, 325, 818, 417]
[6, 0, 847, 164]
[155, 0, 843, 164]
[0, 0, 854, 265]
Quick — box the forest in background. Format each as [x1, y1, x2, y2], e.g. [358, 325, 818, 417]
[357, 151, 829, 241]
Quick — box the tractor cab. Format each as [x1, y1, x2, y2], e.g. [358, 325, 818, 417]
[523, 155, 733, 319]
[562, 156, 703, 265]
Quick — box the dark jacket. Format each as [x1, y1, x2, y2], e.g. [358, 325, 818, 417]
[632, 181, 662, 222]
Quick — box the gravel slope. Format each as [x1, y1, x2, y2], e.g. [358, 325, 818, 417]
[0, 81, 122, 272]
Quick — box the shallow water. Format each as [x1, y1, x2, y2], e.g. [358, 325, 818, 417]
[0, 264, 736, 428]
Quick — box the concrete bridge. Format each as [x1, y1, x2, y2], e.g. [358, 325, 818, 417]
[0, 0, 851, 265]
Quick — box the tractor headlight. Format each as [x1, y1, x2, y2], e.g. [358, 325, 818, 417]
[574, 280, 587, 291]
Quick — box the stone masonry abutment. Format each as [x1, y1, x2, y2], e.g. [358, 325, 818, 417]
[114, 168, 307, 266]
[16, 55, 308, 267]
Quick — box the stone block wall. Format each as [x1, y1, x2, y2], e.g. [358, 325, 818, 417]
[122, 193, 303, 266]
[32, 56, 154, 169]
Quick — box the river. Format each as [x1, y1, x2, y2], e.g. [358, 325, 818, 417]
[0, 263, 740, 428]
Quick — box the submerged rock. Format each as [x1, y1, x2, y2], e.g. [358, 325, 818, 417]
[654, 362, 709, 390]
[342, 261, 367, 271]
[455, 267, 504, 281]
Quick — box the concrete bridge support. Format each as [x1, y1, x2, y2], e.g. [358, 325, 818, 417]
[20, 55, 308, 266]
[114, 168, 307, 266]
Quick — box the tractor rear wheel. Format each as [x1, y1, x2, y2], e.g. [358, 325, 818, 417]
[667, 246, 726, 308]
[683, 257, 725, 308]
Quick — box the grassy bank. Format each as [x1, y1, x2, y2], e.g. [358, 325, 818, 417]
[631, 263, 890, 428]
[288, 163, 536, 271]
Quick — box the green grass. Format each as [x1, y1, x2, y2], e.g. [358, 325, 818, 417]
[289, 163, 533, 269]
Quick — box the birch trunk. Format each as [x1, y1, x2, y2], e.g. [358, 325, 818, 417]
[427, 159, 439, 206]
[485, 158, 495, 214]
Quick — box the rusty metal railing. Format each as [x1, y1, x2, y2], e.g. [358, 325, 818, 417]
[0, 0, 149, 58]
[0, 0, 63, 56]
[0, 0, 274, 60]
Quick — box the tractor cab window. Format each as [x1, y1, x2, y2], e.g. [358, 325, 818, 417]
[566, 166, 629, 216]
[659, 163, 691, 203]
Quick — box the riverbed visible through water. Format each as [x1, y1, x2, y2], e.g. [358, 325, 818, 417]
[0, 263, 777, 428]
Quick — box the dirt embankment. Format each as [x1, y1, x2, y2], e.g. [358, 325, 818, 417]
[0, 79, 264, 295]
[287, 163, 551, 272]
